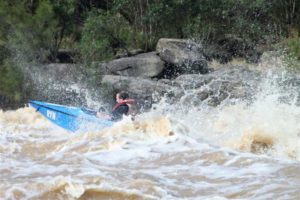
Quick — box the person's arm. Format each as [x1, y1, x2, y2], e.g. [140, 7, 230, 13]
[96, 112, 111, 120]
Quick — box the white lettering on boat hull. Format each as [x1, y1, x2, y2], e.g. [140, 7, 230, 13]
[46, 110, 56, 120]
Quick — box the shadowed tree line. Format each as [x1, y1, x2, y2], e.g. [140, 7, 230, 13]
[0, 0, 299, 107]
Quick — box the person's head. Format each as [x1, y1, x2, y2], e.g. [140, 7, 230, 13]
[116, 91, 129, 103]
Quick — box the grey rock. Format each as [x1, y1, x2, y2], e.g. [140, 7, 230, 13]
[156, 38, 209, 74]
[105, 52, 165, 78]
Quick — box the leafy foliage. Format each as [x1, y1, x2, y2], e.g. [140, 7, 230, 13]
[0, 59, 23, 102]
[2, 1, 58, 63]
[79, 8, 151, 62]
[285, 30, 300, 60]
[1, 0, 299, 64]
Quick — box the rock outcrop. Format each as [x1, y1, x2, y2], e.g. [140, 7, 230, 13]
[104, 52, 165, 78]
[156, 38, 209, 75]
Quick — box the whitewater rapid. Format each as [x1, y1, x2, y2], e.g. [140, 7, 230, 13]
[2, 67, 300, 199]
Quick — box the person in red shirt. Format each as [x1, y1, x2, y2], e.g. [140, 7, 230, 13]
[98, 91, 137, 121]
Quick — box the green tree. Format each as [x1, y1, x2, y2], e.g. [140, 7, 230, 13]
[3, 0, 58, 63]
[49, 0, 78, 60]
[0, 0, 79, 64]
[0, 59, 23, 102]
[78, 9, 137, 62]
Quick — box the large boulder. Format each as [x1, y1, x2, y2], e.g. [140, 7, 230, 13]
[105, 52, 165, 78]
[156, 38, 209, 75]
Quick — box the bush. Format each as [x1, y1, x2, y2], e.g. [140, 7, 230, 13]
[0, 59, 23, 102]
[3, 1, 59, 63]
[78, 10, 137, 63]
[286, 36, 300, 60]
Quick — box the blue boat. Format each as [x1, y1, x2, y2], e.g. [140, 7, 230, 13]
[29, 100, 113, 132]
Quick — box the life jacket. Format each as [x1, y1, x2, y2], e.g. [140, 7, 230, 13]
[112, 99, 138, 117]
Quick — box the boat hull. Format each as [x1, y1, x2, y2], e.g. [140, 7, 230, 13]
[29, 100, 113, 132]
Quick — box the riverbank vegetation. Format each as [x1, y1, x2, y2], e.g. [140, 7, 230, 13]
[0, 0, 300, 106]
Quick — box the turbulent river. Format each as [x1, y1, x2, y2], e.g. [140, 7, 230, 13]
[2, 64, 300, 199]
